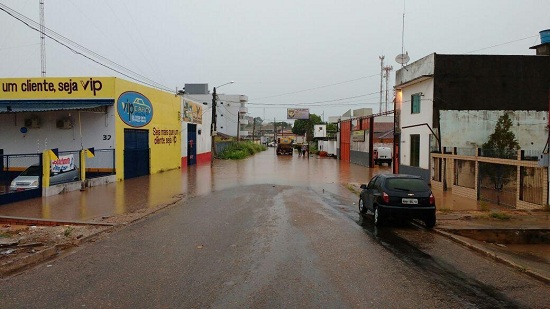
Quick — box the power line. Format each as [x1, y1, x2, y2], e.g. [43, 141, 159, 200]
[250, 74, 380, 100]
[466, 35, 538, 54]
[0, 4, 173, 92]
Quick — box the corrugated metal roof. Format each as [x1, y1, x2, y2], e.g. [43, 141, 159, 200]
[0, 99, 114, 113]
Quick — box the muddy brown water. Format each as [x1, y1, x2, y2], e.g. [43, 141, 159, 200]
[0, 148, 485, 221]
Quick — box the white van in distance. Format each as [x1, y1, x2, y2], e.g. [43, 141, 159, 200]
[374, 147, 392, 166]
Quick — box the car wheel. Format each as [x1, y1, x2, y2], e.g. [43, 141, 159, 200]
[358, 198, 367, 214]
[374, 206, 383, 226]
[424, 213, 436, 229]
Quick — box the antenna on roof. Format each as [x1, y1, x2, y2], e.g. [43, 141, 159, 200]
[395, 0, 409, 68]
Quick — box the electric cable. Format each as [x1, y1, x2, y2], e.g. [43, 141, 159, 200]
[0, 4, 173, 92]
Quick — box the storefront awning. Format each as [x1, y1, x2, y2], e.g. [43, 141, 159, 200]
[0, 99, 114, 113]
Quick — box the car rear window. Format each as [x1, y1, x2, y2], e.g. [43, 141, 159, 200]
[386, 178, 429, 191]
[20, 165, 41, 176]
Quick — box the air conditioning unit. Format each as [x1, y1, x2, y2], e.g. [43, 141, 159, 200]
[56, 118, 73, 129]
[24, 117, 41, 128]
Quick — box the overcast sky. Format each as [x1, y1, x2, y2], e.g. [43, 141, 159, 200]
[1, 0, 549, 122]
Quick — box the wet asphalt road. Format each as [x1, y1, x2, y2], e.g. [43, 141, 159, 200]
[1, 149, 549, 308]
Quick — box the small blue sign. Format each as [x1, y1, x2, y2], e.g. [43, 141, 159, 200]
[20, 127, 28, 133]
[117, 91, 153, 127]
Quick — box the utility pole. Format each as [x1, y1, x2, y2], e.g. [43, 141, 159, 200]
[252, 118, 256, 143]
[379, 56, 384, 114]
[274, 117, 277, 142]
[383, 65, 393, 113]
[237, 113, 240, 141]
[211, 87, 217, 164]
[39, 0, 46, 76]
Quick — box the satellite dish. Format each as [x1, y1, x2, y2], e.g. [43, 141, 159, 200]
[395, 52, 410, 65]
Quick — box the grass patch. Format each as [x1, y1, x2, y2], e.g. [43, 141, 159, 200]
[489, 212, 511, 220]
[64, 226, 74, 237]
[347, 184, 360, 196]
[0, 232, 10, 238]
[479, 201, 490, 211]
[218, 141, 267, 160]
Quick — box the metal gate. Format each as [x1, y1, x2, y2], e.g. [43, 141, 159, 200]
[478, 162, 517, 207]
[0, 153, 42, 205]
[340, 121, 351, 162]
[124, 129, 150, 179]
[187, 123, 197, 166]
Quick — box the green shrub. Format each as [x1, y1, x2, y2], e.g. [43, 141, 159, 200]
[489, 212, 511, 220]
[218, 141, 267, 160]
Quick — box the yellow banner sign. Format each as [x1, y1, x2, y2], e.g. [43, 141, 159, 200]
[0, 77, 115, 99]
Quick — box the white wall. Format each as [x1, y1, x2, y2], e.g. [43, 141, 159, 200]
[440, 110, 548, 150]
[183, 93, 244, 137]
[180, 99, 212, 158]
[0, 109, 116, 155]
[399, 78, 434, 169]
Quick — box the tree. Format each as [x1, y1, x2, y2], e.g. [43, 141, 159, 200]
[482, 113, 520, 158]
[479, 113, 520, 193]
[292, 113, 322, 140]
[253, 117, 263, 126]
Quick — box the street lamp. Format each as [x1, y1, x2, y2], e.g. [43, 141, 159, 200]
[211, 81, 234, 163]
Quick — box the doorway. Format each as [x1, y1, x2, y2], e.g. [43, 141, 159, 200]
[124, 129, 150, 179]
[187, 123, 197, 166]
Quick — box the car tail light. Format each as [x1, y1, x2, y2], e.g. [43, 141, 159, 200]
[429, 193, 435, 205]
[382, 192, 390, 204]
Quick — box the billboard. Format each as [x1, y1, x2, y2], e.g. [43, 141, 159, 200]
[314, 125, 326, 138]
[287, 108, 309, 120]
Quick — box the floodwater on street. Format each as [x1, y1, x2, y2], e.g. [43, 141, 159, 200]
[0, 148, 390, 221]
[0, 147, 484, 221]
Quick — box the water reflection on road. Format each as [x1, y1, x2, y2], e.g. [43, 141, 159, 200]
[0, 148, 390, 221]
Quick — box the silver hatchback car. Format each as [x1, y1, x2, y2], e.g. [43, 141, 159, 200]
[9, 164, 79, 191]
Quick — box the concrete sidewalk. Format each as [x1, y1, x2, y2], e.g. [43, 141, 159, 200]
[434, 210, 550, 284]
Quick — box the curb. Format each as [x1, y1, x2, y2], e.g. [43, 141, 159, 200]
[433, 227, 550, 285]
[0, 216, 115, 227]
[0, 246, 57, 277]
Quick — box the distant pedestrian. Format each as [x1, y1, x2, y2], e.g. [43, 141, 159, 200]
[301, 144, 306, 157]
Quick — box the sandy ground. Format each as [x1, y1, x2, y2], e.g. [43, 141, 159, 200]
[0, 199, 179, 275]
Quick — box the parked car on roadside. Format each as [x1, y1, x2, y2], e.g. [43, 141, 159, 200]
[358, 174, 436, 228]
[9, 164, 79, 191]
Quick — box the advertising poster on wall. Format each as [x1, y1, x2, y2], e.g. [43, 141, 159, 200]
[51, 154, 75, 173]
[352, 130, 366, 142]
[182, 100, 203, 124]
[287, 108, 310, 120]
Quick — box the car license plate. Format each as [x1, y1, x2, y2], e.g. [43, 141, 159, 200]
[402, 198, 418, 205]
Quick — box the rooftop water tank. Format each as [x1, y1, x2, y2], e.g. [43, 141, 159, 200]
[540, 29, 550, 44]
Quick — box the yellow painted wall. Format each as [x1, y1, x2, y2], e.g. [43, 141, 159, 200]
[0, 77, 115, 99]
[113, 79, 181, 181]
[1, 76, 181, 182]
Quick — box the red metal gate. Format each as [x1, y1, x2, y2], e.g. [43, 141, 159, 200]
[340, 120, 351, 162]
